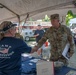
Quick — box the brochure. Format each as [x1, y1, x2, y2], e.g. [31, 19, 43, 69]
[62, 43, 70, 60]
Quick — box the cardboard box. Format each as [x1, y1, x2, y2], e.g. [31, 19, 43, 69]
[36, 60, 54, 75]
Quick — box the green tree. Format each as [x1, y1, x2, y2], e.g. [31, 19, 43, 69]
[73, 14, 76, 18]
[29, 17, 33, 21]
[43, 15, 50, 22]
[66, 10, 74, 26]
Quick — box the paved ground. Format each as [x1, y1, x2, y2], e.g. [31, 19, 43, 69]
[26, 41, 76, 69]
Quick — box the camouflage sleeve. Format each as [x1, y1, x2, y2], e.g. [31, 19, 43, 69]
[37, 29, 49, 48]
[67, 27, 75, 56]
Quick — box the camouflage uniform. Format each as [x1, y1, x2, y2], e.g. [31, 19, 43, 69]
[37, 24, 75, 64]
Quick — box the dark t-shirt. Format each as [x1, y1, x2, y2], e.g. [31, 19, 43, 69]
[0, 37, 31, 72]
[34, 29, 44, 43]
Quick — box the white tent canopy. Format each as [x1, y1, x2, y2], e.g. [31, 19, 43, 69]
[0, 0, 76, 23]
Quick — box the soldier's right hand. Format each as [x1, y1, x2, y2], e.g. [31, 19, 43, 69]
[31, 46, 38, 53]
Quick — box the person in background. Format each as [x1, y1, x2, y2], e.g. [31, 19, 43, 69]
[0, 21, 37, 75]
[34, 25, 44, 43]
[33, 13, 75, 65]
[34, 25, 45, 55]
